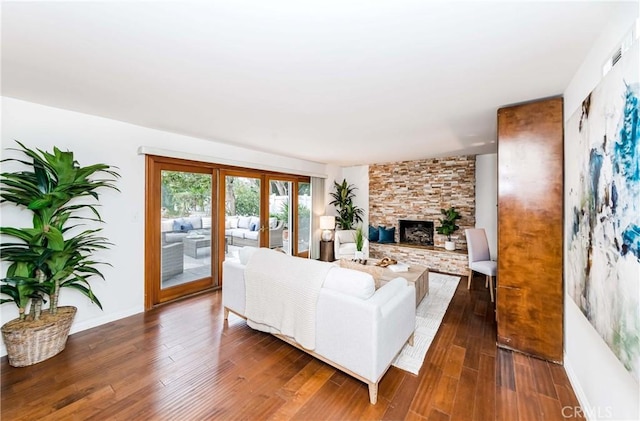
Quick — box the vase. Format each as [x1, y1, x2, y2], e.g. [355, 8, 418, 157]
[1, 306, 77, 367]
[445, 241, 456, 251]
[354, 250, 364, 260]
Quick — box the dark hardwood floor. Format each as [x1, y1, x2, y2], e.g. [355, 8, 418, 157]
[1, 274, 583, 420]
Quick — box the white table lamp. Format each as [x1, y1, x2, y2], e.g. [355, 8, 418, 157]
[319, 215, 336, 241]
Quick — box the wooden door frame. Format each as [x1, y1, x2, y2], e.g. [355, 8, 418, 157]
[145, 155, 311, 309]
[145, 155, 218, 309]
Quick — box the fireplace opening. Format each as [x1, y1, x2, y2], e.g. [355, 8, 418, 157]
[399, 220, 434, 246]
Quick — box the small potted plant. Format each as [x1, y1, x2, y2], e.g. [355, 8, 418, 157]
[0, 141, 119, 367]
[436, 207, 462, 251]
[354, 225, 365, 260]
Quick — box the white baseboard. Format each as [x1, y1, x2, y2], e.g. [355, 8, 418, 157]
[69, 306, 144, 335]
[564, 352, 594, 421]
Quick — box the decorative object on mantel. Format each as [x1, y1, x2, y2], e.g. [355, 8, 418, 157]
[436, 206, 462, 251]
[329, 179, 364, 230]
[319, 215, 336, 241]
[354, 225, 365, 260]
[0, 141, 120, 367]
[375, 257, 398, 267]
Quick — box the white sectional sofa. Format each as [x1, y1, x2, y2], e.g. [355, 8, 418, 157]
[222, 248, 416, 404]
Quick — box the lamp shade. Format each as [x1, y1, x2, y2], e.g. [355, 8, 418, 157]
[319, 215, 336, 230]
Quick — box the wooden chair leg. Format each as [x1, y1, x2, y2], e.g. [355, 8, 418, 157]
[467, 269, 474, 289]
[487, 275, 494, 302]
[368, 383, 378, 404]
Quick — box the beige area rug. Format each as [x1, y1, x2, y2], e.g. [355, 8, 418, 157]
[392, 272, 461, 375]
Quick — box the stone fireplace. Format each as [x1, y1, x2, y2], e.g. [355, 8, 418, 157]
[399, 220, 434, 247]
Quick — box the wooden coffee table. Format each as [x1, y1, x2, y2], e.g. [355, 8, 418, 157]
[371, 262, 429, 307]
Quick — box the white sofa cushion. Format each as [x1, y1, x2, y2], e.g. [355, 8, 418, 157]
[228, 217, 239, 229]
[335, 230, 356, 244]
[338, 242, 357, 254]
[323, 267, 375, 300]
[238, 216, 251, 229]
[161, 219, 173, 232]
[183, 216, 202, 230]
[244, 231, 260, 240]
[229, 228, 248, 238]
[239, 246, 259, 265]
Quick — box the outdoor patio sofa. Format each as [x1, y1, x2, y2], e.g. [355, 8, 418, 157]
[160, 215, 284, 249]
[225, 215, 284, 248]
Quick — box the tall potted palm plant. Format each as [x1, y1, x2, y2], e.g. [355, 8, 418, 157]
[0, 141, 119, 367]
[329, 179, 364, 230]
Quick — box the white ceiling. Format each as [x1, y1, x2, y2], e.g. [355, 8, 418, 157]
[1, 1, 623, 166]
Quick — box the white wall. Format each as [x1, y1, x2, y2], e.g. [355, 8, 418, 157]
[0, 97, 327, 356]
[563, 4, 639, 421]
[475, 154, 498, 259]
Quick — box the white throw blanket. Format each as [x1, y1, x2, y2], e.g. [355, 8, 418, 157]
[244, 248, 333, 350]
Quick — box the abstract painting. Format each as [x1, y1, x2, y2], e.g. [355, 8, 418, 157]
[565, 41, 640, 383]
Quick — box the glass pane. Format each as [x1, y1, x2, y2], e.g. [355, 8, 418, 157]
[224, 175, 261, 262]
[297, 182, 311, 255]
[160, 170, 212, 289]
[270, 180, 292, 255]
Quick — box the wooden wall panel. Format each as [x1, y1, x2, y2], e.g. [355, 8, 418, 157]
[497, 97, 564, 363]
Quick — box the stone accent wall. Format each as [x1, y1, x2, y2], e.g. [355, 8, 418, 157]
[369, 155, 476, 250]
[369, 243, 468, 276]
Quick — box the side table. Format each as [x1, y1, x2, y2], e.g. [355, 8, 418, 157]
[319, 240, 335, 262]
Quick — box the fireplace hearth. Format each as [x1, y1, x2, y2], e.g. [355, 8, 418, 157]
[399, 220, 434, 246]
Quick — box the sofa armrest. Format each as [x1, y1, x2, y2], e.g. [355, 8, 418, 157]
[365, 277, 407, 308]
[315, 278, 415, 382]
[222, 260, 247, 315]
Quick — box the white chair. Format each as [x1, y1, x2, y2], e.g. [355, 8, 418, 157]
[334, 230, 370, 260]
[465, 228, 497, 302]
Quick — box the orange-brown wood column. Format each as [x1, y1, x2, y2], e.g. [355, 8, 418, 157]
[496, 96, 564, 363]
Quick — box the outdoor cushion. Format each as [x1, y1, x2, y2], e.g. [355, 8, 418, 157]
[173, 219, 193, 232]
[238, 216, 251, 229]
[244, 231, 260, 240]
[184, 216, 202, 230]
[228, 228, 247, 238]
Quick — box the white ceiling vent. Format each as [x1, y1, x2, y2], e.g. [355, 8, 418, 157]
[603, 18, 639, 76]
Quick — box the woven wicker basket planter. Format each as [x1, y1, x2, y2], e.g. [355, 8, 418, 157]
[1, 306, 77, 367]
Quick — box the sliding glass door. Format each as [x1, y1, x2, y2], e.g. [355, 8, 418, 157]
[146, 156, 311, 308]
[146, 157, 217, 307]
[297, 181, 311, 257]
[222, 172, 262, 261]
